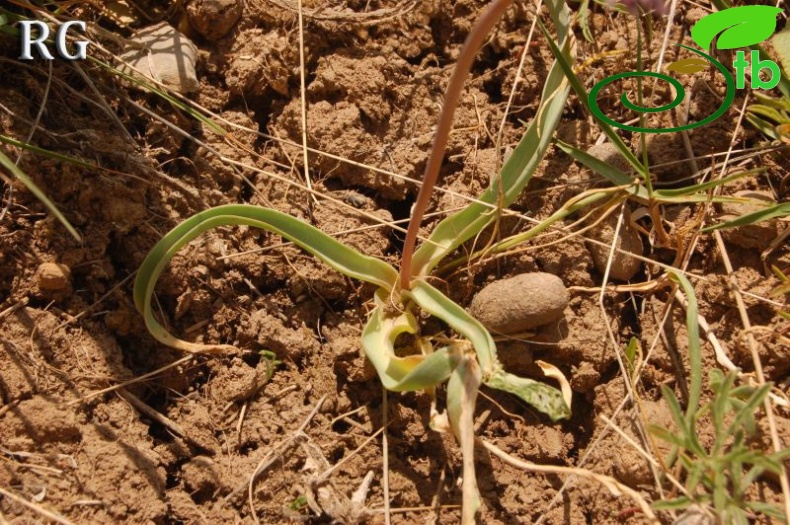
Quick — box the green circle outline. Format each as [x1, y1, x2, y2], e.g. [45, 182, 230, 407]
[588, 45, 736, 133]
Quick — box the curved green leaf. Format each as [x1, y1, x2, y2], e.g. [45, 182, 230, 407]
[406, 280, 498, 375]
[361, 291, 460, 391]
[133, 204, 398, 352]
[0, 147, 81, 242]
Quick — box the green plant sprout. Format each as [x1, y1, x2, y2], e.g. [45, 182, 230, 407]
[640, 273, 790, 523]
[133, 0, 574, 522]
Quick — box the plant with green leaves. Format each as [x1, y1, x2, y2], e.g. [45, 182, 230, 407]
[650, 369, 789, 523]
[640, 273, 789, 523]
[746, 92, 790, 142]
[133, 0, 574, 522]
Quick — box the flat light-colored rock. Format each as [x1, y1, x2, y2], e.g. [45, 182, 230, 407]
[120, 22, 199, 94]
[470, 273, 569, 334]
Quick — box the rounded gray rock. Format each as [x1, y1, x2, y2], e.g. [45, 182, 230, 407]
[120, 22, 199, 94]
[470, 273, 569, 334]
[586, 142, 633, 174]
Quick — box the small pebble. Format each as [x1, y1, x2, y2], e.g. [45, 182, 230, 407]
[588, 211, 644, 281]
[586, 142, 633, 174]
[719, 190, 779, 250]
[37, 262, 71, 292]
[470, 273, 569, 334]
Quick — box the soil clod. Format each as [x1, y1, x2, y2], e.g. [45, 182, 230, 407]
[470, 272, 570, 334]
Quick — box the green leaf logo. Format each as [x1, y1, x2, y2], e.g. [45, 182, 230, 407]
[691, 6, 782, 52]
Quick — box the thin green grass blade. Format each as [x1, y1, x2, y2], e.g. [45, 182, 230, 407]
[648, 424, 687, 449]
[752, 92, 790, 111]
[703, 202, 790, 231]
[437, 191, 610, 273]
[0, 147, 81, 242]
[669, 272, 702, 424]
[134, 204, 398, 352]
[538, 19, 647, 179]
[554, 139, 633, 187]
[0, 135, 96, 170]
[555, 139, 758, 203]
[652, 496, 694, 511]
[92, 57, 227, 137]
[725, 382, 773, 440]
[746, 114, 780, 139]
[747, 104, 789, 123]
[655, 169, 766, 197]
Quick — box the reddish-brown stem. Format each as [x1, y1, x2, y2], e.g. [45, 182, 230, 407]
[399, 0, 515, 291]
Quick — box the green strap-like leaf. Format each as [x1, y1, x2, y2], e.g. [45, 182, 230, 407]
[133, 204, 398, 352]
[669, 272, 702, 424]
[410, 0, 574, 278]
[485, 369, 571, 421]
[703, 202, 790, 232]
[0, 147, 81, 242]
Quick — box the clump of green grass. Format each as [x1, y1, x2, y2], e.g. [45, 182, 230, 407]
[650, 368, 789, 523]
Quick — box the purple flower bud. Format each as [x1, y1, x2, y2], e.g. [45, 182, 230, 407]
[612, 0, 669, 16]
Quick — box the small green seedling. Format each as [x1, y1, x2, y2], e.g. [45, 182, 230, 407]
[650, 369, 789, 523]
[134, 0, 575, 522]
